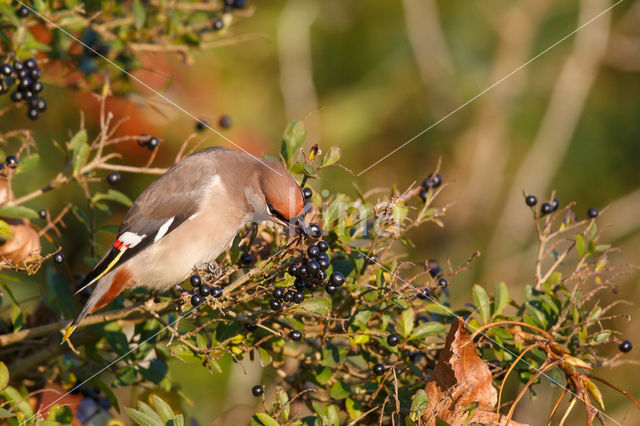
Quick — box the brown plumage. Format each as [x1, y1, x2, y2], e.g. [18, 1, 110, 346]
[62, 147, 305, 343]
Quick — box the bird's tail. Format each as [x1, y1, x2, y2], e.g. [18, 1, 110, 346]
[61, 268, 132, 344]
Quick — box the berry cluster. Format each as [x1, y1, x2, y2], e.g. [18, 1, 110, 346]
[525, 194, 599, 219]
[137, 134, 160, 151]
[1, 58, 48, 120]
[419, 173, 442, 202]
[188, 274, 223, 308]
[269, 237, 345, 311]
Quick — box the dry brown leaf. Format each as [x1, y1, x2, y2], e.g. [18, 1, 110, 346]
[423, 318, 528, 426]
[0, 218, 42, 264]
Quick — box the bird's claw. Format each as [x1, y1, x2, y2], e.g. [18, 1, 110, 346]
[193, 261, 224, 282]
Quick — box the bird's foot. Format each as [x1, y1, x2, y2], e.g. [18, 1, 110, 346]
[193, 261, 224, 282]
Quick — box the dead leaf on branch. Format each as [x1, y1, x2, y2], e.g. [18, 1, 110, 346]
[423, 318, 528, 426]
[0, 218, 41, 265]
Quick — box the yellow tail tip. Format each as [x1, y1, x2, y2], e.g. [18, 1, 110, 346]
[61, 325, 77, 344]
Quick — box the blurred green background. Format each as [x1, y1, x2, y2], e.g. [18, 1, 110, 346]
[2, 0, 640, 424]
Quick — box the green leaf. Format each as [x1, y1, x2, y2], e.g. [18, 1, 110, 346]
[0, 205, 39, 219]
[10, 304, 23, 331]
[102, 322, 130, 356]
[398, 308, 415, 338]
[151, 395, 175, 422]
[133, 0, 147, 29]
[0, 407, 12, 418]
[253, 413, 280, 426]
[92, 189, 133, 207]
[16, 153, 39, 174]
[345, 397, 363, 420]
[472, 285, 490, 323]
[409, 389, 429, 422]
[0, 4, 20, 27]
[329, 380, 351, 400]
[0, 219, 13, 241]
[68, 129, 89, 175]
[294, 296, 331, 316]
[316, 367, 332, 385]
[0, 362, 8, 392]
[276, 387, 290, 421]
[258, 347, 271, 367]
[126, 407, 163, 426]
[576, 234, 586, 258]
[320, 146, 342, 167]
[1, 386, 33, 417]
[411, 321, 446, 340]
[281, 121, 307, 167]
[492, 281, 509, 317]
[114, 365, 137, 387]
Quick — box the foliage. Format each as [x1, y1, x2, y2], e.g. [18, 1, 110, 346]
[0, 1, 636, 425]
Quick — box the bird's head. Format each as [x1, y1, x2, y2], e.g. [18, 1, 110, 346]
[250, 158, 309, 235]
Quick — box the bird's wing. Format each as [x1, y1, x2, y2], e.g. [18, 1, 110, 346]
[77, 150, 226, 292]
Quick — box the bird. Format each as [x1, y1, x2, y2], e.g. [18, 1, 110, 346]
[61, 147, 307, 343]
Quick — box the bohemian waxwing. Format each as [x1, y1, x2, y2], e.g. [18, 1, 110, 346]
[62, 147, 307, 343]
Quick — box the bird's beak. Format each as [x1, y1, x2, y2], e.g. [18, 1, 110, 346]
[291, 214, 311, 236]
[61, 325, 77, 344]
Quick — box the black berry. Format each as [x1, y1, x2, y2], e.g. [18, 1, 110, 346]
[317, 240, 329, 252]
[267, 288, 283, 301]
[106, 172, 121, 186]
[31, 81, 43, 93]
[219, 115, 232, 129]
[191, 294, 204, 306]
[213, 18, 224, 30]
[53, 252, 64, 264]
[29, 68, 41, 80]
[195, 119, 209, 131]
[138, 134, 149, 147]
[245, 323, 257, 332]
[270, 299, 282, 311]
[308, 224, 322, 238]
[551, 198, 559, 211]
[329, 272, 344, 287]
[10, 91, 23, 102]
[302, 187, 313, 200]
[292, 291, 305, 304]
[17, 68, 28, 79]
[306, 260, 320, 275]
[251, 385, 264, 397]
[587, 207, 599, 218]
[18, 77, 31, 90]
[422, 173, 442, 189]
[427, 260, 441, 277]
[288, 261, 300, 277]
[190, 275, 202, 287]
[283, 290, 295, 303]
[211, 287, 223, 298]
[13, 61, 23, 71]
[307, 244, 320, 259]
[317, 257, 330, 271]
[417, 288, 431, 300]
[24, 59, 37, 69]
[35, 98, 47, 111]
[199, 284, 211, 297]
[146, 136, 160, 151]
[525, 195, 537, 207]
[5, 156, 19, 168]
[38, 209, 47, 219]
[619, 340, 632, 353]
[296, 264, 308, 278]
[239, 252, 252, 266]
[540, 202, 553, 215]
[0, 64, 12, 76]
[372, 363, 385, 376]
[288, 330, 302, 341]
[325, 284, 338, 295]
[387, 334, 399, 346]
[27, 108, 39, 120]
[17, 5, 31, 18]
[438, 278, 448, 288]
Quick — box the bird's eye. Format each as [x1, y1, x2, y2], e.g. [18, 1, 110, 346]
[266, 201, 287, 222]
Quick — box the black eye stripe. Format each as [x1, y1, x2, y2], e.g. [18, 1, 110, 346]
[266, 201, 287, 222]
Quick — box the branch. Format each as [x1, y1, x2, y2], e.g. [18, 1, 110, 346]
[0, 300, 172, 347]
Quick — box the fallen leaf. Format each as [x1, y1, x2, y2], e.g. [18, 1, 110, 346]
[423, 318, 528, 426]
[0, 218, 41, 264]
